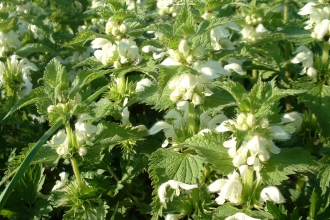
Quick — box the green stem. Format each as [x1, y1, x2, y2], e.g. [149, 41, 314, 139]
[252, 69, 258, 80]
[71, 157, 84, 187]
[65, 123, 83, 188]
[191, 188, 200, 213]
[188, 102, 196, 135]
[322, 41, 329, 71]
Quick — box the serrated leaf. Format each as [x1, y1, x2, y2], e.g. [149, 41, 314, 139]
[63, 201, 109, 220]
[266, 202, 288, 220]
[92, 98, 122, 119]
[69, 69, 111, 98]
[63, 30, 114, 47]
[149, 149, 205, 188]
[4, 87, 49, 119]
[252, 33, 287, 45]
[260, 148, 316, 185]
[201, 87, 236, 111]
[212, 204, 240, 219]
[132, 23, 173, 37]
[317, 155, 330, 194]
[299, 83, 330, 138]
[0, 17, 17, 32]
[174, 3, 195, 36]
[111, 10, 135, 21]
[195, 17, 243, 36]
[216, 80, 247, 110]
[16, 164, 45, 205]
[15, 43, 56, 57]
[279, 24, 313, 45]
[73, 56, 103, 69]
[185, 132, 233, 175]
[92, 122, 148, 146]
[44, 59, 69, 93]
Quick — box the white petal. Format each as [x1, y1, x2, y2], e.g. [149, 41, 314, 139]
[270, 125, 290, 140]
[260, 186, 286, 204]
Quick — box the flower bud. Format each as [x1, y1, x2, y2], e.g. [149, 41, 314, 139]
[113, 60, 121, 69]
[246, 113, 256, 127]
[178, 39, 190, 55]
[236, 113, 246, 125]
[47, 105, 56, 113]
[119, 23, 128, 34]
[78, 147, 87, 156]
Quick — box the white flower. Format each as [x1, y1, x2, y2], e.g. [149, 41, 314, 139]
[208, 171, 242, 205]
[75, 114, 98, 146]
[224, 63, 245, 76]
[118, 38, 143, 65]
[52, 172, 69, 191]
[136, 78, 154, 93]
[260, 186, 286, 204]
[165, 214, 181, 220]
[225, 213, 260, 220]
[199, 111, 228, 130]
[149, 121, 176, 147]
[78, 147, 87, 156]
[210, 22, 240, 51]
[49, 130, 70, 156]
[91, 38, 117, 65]
[291, 46, 313, 68]
[122, 98, 132, 126]
[0, 30, 22, 57]
[241, 24, 269, 42]
[270, 125, 291, 140]
[291, 45, 317, 80]
[158, 180, 198, 203]
[281, 112, 303, 134]
[50, 130, 67, 145]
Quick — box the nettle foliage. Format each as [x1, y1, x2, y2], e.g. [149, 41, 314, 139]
[0, 0, 330, 219]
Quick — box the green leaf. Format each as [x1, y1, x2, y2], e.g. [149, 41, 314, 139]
[63, 30, 114, 47]
[252, 33, 287, 45]
[298, 83, 330, 138]
[260, 148, 316, 185]
[201, 87, 236, 112]
[44, 58, 69, 91]
[111, 10, 135, 21]
[195, 17, 243, 36]
[92, 98, 122, 119]
[132, 23, 173, 37]
[15, 43, 56, 57]
[279, 24, 313, 45]
[149, 149, 204, 187]
[317, 155, 330, 195]
[69, 69, 111, 98]
[212, 204, 240, 219]
[92, 122, 148, 146]
[0, 17, 17, 32]
[63, 201, 109, 220]
[185, 132, 233, 175]
[0, 119, 63, 210]
[174, 3, 195, 37]
[266, 202, 288, 220]
[4, 87, 49, 119]
[16, 164, 45, 205]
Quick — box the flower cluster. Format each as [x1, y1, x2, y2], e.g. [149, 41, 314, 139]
[291, 45, 317, 80]
[0, 55, 38, 99]
[91, 37, 143, 67]
[149, 101, 227, 147]
[207, 111, 302, 209]
[299, 2, 330, 40]
[48, 114, 98, 157]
